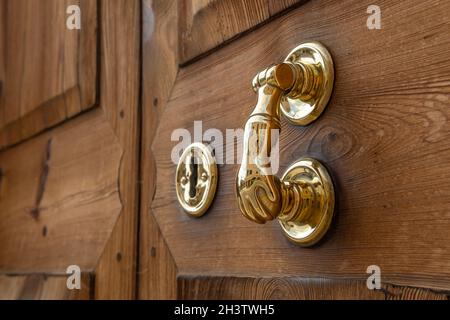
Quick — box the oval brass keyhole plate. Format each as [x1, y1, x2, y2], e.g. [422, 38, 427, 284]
[281, 41, 334, 126]
[175, 143, 218, 217]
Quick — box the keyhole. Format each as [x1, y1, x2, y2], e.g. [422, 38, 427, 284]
[189, 153, 198, 198]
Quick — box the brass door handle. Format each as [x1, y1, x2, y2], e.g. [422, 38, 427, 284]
[236, 41, 335, 246]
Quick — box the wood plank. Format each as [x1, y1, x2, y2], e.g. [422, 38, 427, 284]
[152, 0, 450, 291]
[383, 284, 450, 300]
[179, 0, 305, 64]
[0, 0, 98, 149]
[178, 276, 450, 300]
[93, 0, 140, 299]
[138, 0, 178, 300]
[0, 273, 93, 300]
[0, 1, 4, 103]
[178, 276, 384, 299]
[0, 109, 122, 273]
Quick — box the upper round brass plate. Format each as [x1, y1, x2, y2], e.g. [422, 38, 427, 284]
[278, 157, 335, 246]
[281, 41, 334, 126]
[175, 143, 218, 218]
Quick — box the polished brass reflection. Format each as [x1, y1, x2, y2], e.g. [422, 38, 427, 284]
[176, 143, 218, 217]
[236, 41, 335, 246]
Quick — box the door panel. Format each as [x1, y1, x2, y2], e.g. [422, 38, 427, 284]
[0, 109, 122, 272]
[0, 0, 140, 299]
[0, 0, 97, 149]
[142, 0, 450, 298]
[179, 0, 305, 64]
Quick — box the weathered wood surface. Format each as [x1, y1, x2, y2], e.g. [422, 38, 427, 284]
[0, 0, 98, 149]
[152, 0, 450, 291]
[0, 109, 122, 273]
[179, 0, 304, 64]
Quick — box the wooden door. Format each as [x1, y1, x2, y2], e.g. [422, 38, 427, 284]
[139, 0, 450, 300]
[0, 0, 140, 299]
[2, 0, 450, 301]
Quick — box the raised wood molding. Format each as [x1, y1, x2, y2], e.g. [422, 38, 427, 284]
[178, 0, 305, 65]
[0, 0, 98, 149]
[138, 0, 179, 300]
[94, 0, 141, 299]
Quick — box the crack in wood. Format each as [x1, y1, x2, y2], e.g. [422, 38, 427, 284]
[30, 138, 53, 220]
[0, 167, 3, 188]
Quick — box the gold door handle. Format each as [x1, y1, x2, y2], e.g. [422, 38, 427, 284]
[236, 41, 335, 246]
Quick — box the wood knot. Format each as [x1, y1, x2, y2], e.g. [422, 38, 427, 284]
[116, 252, 122, 262]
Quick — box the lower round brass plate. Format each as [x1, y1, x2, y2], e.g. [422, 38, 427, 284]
[175, 143, 218, 218]
[281, 41, 334, 126]
[279, 157, 335, 246]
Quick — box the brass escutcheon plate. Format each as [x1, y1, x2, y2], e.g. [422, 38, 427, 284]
[281, 41, 334, 126]
[176, 143, 218, 217]
[279, 157, 335, 246]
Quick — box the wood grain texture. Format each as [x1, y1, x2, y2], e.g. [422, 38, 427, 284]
[152, 0, 450, 291]
[178, 276, 384, 299]
[138, 0, 178, 300]
[383, 284, 450, 300]
[179, 276, 450, 300]
[94, 0, 141, 299]
[0, 109, 122, 273]
[0, 1, 4, 103]
[178, 0, 305, 64]
[0, 0, 98, 149]
[0, 273, 93, 300]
